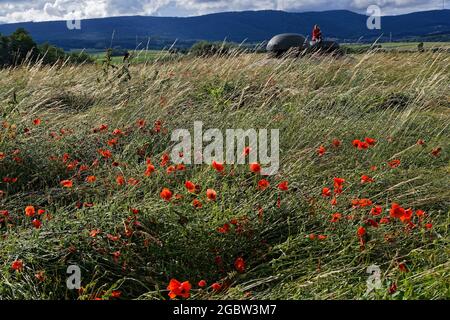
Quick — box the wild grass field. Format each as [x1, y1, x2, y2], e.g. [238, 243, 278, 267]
[0, 50, 449, 300]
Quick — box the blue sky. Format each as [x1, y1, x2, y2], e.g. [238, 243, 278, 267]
[0, 0, 447, 23]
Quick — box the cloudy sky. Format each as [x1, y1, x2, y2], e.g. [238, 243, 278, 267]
[0, 0, 447, 23]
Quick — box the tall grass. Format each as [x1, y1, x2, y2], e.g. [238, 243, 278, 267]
[0, 50, 448, 300]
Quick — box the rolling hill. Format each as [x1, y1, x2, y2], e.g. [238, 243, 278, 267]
[0, 9, 449, 50]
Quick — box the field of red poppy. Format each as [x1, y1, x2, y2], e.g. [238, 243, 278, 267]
[0, 51, 449, 300]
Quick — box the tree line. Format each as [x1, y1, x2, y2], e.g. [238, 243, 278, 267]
[0, 28, 93, 67]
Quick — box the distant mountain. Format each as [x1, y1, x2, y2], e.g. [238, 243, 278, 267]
[0, 10, 449, 50]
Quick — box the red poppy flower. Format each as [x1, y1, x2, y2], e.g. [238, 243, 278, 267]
[425, 223, 432, 230]
[332, 139, 341, 148]
[154, 120, 163, 132]
[32, 219, 42, 229]
[176, 193, 185, 200]
[127, 178, 138, 186]
[389, 203, 405, 219]
[144, 163, 155, 177]
[380, 217, 390, 224]
[33, 118, 41, 126]
[112, 129, 123, 136]
[211, 283, 222, 292]
[330, 197, 337, 206]
[66, 160, 80, 171]
[360, 141, 369, 149]
[431, 147, 442, 157]
[111, 290, 121, 298]
[364, 137, 377, 146]
[370, 206, 382, 216]
[415, 209, 426, 217]
[160, 153, 170, 167]
[11, 259, 23, 271]
[366, 219, 379, 228]
[98, 149, 112, 159]
[330, 213, 342, 223]
[278, 181, 289, 191]
[398, 263, 408, 272]
[35, 271, 45, 282]
[86, 176, 96, 183]
[107, 234, 120, 242]
[258, 179, 270, 190]
[333, 177, 345, 188]
[322, 187, 331, 197]
[217, 223, 230, 234]
[361, 175, 375, 183]
[389, 283, 397, 294]
[192, 199, 203, 209]
[399, 208, 413, 223]
[107, 138, 118, 146]
[137, 119, 146, 128]
[112, 251, 121, 262]
[166, 165, 176, 174]
[160, 188, 173, 201]
[25, 205, 36, 217]
[388, 159, 401, 168]
[167, 279, 192, 299]
[317, 145, 326, 157]
[206, 189, 217, 201]
[185, 181, 196, 193]
[249, 162, 261, 173]
[318, 234, 327, 240]
[357, 226, 366, 237]
[116, 175, 125, 186]
[352, 140, 369, 150]
[333, 178, 345, 194]
[352, 198, 373, 208]
[234, 257, 246, 273]
[417, 139, 425, 145]
[90, 229, 101, 237]
[3, 177, 18, 183]
[198, 280, 207, 288]
[212, 161, 225, 172]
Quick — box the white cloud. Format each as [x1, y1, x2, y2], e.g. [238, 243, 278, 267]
[0, 0, 445, 23]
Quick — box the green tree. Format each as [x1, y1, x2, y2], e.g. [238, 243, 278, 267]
[38, 42, 66, 64]
[8, 28, 37, 65]
[0, 33, 10, 66]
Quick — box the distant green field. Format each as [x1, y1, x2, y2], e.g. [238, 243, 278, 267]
[91, 50, 171, 64]
[67, 49, 170, 64]
[343, 42, 450, 51]
[70, 42, 450, 66]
